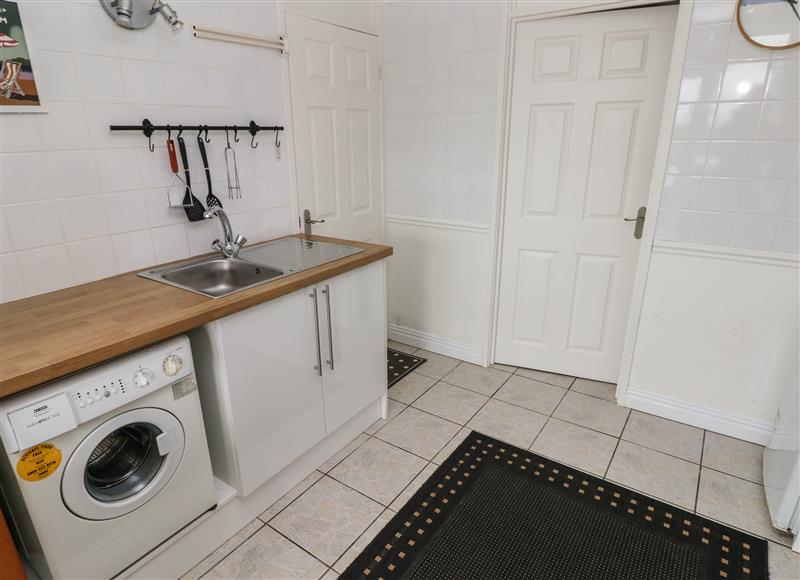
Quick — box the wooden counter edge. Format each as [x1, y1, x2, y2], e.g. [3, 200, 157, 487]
[0, 235, 392, 399]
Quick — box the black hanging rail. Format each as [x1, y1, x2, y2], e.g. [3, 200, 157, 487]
[109, 118, 284, 151]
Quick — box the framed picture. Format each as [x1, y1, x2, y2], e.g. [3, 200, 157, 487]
[0, 0, 44, 112]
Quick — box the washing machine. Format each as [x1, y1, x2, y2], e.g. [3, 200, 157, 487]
[0, 336, 217, 579]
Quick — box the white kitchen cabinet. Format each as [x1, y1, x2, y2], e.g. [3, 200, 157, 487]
[317, 260, 387, 434]
[192, 260, 386, 496]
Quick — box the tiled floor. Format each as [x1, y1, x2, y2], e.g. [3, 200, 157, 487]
[185, 343, 800, 580]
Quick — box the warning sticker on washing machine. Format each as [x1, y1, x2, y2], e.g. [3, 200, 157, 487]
[16, 443, 62, 482]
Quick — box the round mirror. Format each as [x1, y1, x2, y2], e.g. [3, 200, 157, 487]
[737, 0, 800, 50]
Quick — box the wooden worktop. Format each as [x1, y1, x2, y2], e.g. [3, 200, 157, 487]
[0, 234, 392, 399]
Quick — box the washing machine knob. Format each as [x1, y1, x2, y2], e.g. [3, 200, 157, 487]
[133, 368, 155, 389]
[162, 354, 183, 377]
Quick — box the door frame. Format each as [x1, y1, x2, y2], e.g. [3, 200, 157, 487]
[279, 5, 386, 241]
[488, 0, 694, 404]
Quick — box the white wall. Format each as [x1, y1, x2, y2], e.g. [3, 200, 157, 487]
[0, 0, 294, 302]
[655, 0, 799, 253]
[628, 0, 800, 444]
[383, 1, 505, 363]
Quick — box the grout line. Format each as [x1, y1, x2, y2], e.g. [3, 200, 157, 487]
[196, 518, 268, 579]
[694, 430, 707, 513]
[266, 524, 332, 570]
[603, 411, 632, 480]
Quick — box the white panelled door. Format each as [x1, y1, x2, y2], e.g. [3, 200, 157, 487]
[287, 13, 383, 242]
[495, 6, 677, 382]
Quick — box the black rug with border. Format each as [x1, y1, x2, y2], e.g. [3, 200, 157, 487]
[342, 431, 768, 580]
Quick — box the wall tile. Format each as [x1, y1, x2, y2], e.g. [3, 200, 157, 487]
[59, 196, 110, 242]
[4, 202, 64, 250]
[739, 178, 789, 216]
[692, 211, 736, 245]
[765, 59, 800, 100]
[711, 102, 761, 140]
[151, 224, 190, 263]
[697, 177, 743, 212]
[749, 142, 799, 179]
[673, 103, 716, 140]
[679, 64, 723, 102]
[661, 175, 702, 210]
[64, 0, 118, 57]
[692, 0, 735, 25]
[21, 1, 73, 53]
[122, 59, 165, 105]
[656, 209, 695, 241]
[731, 214, 779, 251]
[94, 149, 143, 193]
[16, 245, 74, 296]
[75, 54, 125, 103]
[666, 141, 708, 175]
[111, 230, 155, 272]
[773, 218, 800, 253]
[705, 141, 752, 177]
[1, 154, 47, 203]
[757, 100, 800, 140]
[719, 61, 769, 101]
[44, 151, 101, 198]
[105, 190, 150, 234]
[685, 22, 729, 64]
[36, 101, 91, 151]
[0, 253, 24, 302]
[67, 237, 118, 284]
[32, 50, 82, 102]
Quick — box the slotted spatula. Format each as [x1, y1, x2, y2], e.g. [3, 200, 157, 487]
[197, 135, 223, 210]
[177, 136, 207, 222]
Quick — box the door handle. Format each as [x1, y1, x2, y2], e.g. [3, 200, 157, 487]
[310, 289, 322, 376]
[156, 431, 177, 456]
[624, 206, 647, 239]
[321, 284, 334, 371]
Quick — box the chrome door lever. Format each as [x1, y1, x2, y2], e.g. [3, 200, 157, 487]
[624, 206, 647, 239]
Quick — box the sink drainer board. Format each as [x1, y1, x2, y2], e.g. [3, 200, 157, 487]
[387, 349, 426, 387]
[342, 431, 768, 580]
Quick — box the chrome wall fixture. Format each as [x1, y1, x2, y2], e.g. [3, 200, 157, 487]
[100, 0, 184, 32]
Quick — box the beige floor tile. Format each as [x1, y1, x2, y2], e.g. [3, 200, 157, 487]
[490, 362, 517, 373]
[182, 519, 264, 579]
[467, 399, 547, 448]
[387, 372, 436, 404]
[412, 381, 488, 424]
[696, 468, 793, 546]
[333, 509, 396, 573]
[571, 377, 616, 402]
[318, 434, 371, 473]
[442, 362, 511, 396]
[703, 431, 765, 484]
[413, 349, 460, 380]
[330, 438, 427, 506]
[388, 340, 417, 354]
[493, 375, 566, 415]
[205, 525, 326, 580]
[769, 541, 800, 580]
[607, 441, 700, 510]
[621, 411, 704, 463]
[375, 407, 460, 459]
[553, 391, 629, 437]
[320, 569, 339, 580]
[364, 399, 407, 435]
[271, 476, 383, 566]
[259, 471, 325, 523]
[389, 463, 439, 511]
[530, 418, 617, 477]
[432, 427, 472, 465]
[515, 368, 575, 388]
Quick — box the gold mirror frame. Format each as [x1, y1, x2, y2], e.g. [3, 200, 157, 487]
[736, 0, 800, 50]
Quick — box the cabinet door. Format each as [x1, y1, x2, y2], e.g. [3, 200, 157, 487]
[318, 260, 387, 434]
[218, 287, 325, 496]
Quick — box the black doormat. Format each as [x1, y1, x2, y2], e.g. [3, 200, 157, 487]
[342, 431, 768, 580]
[388, 348, 426, 388]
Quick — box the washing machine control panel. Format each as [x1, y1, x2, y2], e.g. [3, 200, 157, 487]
[0, 336, 196, 453]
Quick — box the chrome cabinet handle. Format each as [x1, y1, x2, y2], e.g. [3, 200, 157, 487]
[310, 289, 322, 376]
[322, 284, 334, 371]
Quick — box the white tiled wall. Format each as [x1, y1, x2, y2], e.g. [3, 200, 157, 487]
[0, 0, 294, 302]
[656, 1, 799, 253]
[383, 1, 504, 224]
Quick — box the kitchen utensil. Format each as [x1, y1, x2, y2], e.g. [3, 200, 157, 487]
[166, 138, 192, 208]
[224, 130, 241, 199]
[177, 136, 207, 222]
[197, 134, 223, 210]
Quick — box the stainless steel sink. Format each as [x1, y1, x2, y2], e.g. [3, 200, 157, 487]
[139, 238, 365, 298]
[141, 257, 283, 298]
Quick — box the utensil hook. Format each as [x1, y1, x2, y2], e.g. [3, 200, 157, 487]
[142, 118, 155, 152]
[204, 126, 211, 143]
[225, 127, 231, 147]
[177, 125, 183, 139]
[274, 128, 280, 148]
[166, 125, 172, 140]
[233, 127, 240, 143]
[249, 120, 259, 149]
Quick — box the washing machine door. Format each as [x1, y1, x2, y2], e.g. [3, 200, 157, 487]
[61, 408, 186, 521]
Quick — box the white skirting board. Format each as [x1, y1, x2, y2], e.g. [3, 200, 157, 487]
[626, 387, 774, 445]
[388, 323, 486, 366]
